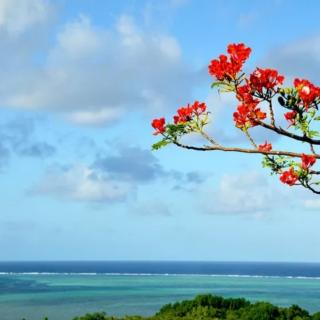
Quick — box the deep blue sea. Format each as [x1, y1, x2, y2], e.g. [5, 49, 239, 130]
[1, 261, 320, 320]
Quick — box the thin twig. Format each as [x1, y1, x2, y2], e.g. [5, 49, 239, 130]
[310, 144, 317, 155]
[244, 129, 258, 148]
[200, 130, 220, 146]
[268, 100, 276, 126]
[172, 140, 320, 159]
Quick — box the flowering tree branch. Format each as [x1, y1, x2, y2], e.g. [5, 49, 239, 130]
[151, 43, 320, 194]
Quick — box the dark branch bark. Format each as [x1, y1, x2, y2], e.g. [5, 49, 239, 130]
[257, 120, 320, 145]
[304, 182, 320, 195]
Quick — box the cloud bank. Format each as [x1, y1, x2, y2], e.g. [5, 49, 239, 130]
[1, 6, 199, 125]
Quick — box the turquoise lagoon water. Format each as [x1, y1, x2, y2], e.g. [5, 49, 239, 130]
[1, 273, 320, 320]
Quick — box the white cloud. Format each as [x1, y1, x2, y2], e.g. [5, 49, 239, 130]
[4, 14, 197, 125]
[0, 0, 50, 35]
[30, 144, 204, 204]
[55, 15, 102, 59]
[66, 109, 123, 126]
[303, 199, 320, 210]
[32, 164, 133, 202]
[263, 35, 320, 83]
[203, 171, 283, 215]
[31, 145, 165, 203]
[199, 168, 320, 215]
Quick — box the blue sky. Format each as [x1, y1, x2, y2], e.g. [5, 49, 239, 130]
[1, 0, 320, 262]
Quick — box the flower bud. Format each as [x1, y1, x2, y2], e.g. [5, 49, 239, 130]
[278, 96, 285, 106]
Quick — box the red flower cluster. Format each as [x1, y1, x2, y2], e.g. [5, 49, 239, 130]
[284, 110, 297, 126]
[236, 83, 255, 103]
[280, 154, 317, 186]
[249, 68, 284, 93]
[301, 154, 316, 170]
[258, 141, 272, 152]
[227, 43, 252, 63]
[192, 100, 207, 116]
[151, 118, 166, 135]
[294, 78, 320, 109]
[173, 101, 206, 124]
[280, 167, 299, 186]
[173, 106, 193, 124]
[208, 43, 251, 81]
[233, 101, 266, 129]
[234, 82, 266, 129]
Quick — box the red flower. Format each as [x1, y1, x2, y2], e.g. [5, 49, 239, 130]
[284, 110, 297, 126]
[233, 101, 266, 129]
[301, 154, 316, 170]
[233, 104, 249, 128]
[280, 167, 299, 186]
[227, 43, 251, 65]
[174, 105, 194, 124]
[173, 115, 180, 124]
[249, 68, 284, 93]
[236, 83, 256, 103]
[173, 101, 207, 124]
[208, 54, 235, 81]
[208, 55, 225, 80]
[151, 118, 166, 135]
[294, 78, 320, 109]
[258, 141, 272, 152]
[208, 43, 251, 81]
[192, 100, 207, 116]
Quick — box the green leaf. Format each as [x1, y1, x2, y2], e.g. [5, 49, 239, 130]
[308, 130, 320, 138]
[210, 81, 226, 88]
[309, 109, 316, 118]
[152, 140, 171, 151]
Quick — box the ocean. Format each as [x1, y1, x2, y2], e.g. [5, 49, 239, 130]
[1, 261, 320, 320]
